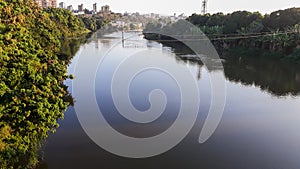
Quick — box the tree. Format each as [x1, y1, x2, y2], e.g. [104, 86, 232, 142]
[0, 1, 87, 168]
[130, 23, 138, 30]
[206, 13, 225, 27]
[263, 8, 300, 31]
[187, 13, 210, 26]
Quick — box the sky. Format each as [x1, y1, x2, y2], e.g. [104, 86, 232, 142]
[59, 0, 300, 16]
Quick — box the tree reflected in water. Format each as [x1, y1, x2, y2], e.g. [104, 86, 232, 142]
[163, 42, 300, 97]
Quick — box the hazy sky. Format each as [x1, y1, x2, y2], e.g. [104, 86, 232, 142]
[59, 0, 300, 15]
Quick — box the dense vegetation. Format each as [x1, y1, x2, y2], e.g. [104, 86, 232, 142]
[43, 8, 89, 36]
[187, 8, 300, 35]
[144, 8, 300, 60]
[77, 14, 116, 32]
[187, 8, 300, 34]
[44, 7, 116, 34]
[0, 0, 91, 168]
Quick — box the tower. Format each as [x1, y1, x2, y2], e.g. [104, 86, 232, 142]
[201, 0, 208, 15]
[93, 3, 97, 13]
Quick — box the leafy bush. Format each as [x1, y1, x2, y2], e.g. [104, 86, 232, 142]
[0, 0, 87, 168]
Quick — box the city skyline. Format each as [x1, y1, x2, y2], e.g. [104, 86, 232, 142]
[58, 0, 300, 15]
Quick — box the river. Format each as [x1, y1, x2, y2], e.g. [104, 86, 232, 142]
[42, 32, 300, 169]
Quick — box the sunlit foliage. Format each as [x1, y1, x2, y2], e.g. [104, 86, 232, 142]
[0, 0, 88, 168]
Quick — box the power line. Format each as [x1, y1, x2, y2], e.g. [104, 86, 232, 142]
[125, 31, 298, 42]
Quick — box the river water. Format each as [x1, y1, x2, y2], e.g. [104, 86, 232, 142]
[42, 32, 300, 169]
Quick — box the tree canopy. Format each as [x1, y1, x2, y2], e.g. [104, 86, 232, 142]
[0, 0, 88, 168]
[144, 8, 300, 56]
[187, 8, 300, 34]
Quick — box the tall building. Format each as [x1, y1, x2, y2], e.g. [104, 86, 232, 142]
[101, 5, 110, 14]
[78, 4, 84, 12]
[34, 0, 56, 8]
[67, 5, 73, 11]
[50, 0, 56, 8]
[34, 0, 43, 7]
[93, 3, 97, 13]
[59, 2, 66, 9]
[42, 0, 50, 8]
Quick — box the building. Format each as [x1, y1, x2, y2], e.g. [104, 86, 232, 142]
[101, 5, 110, 14]
[78, 4, 84, 12]
[58, 2, 65, 9]
[93, 3, 97, 13]
[67, 5, 73, 11]
[34, 0, 43, 7]
[34, 0, 56, 8]
[50, 0, 56, 8]
[42, 0, 50, 8]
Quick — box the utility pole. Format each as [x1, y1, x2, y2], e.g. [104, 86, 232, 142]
[201, 0, 208, 15]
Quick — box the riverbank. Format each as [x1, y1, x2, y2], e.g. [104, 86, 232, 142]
[142, 32, 300, 95]
[0, 1, 111, 168]
[143, 7, 300, 62]
[143, 32, 300, 63]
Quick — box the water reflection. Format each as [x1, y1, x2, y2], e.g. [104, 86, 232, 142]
[42, 32, 300, 169]
[296, 73, 300, 82]
[160, 41, 300, 97]
[223, 56, 300, 96]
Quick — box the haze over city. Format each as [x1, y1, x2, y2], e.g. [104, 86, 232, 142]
[58, 0, 300, 15]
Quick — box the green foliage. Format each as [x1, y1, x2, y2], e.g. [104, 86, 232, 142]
[206, 13, 225, 27]
[75, 13, 117, 32]
[237, 19, 264, 34]
[145, 8, 300, 56]
[186, 8, 300, 34]
[144, 22, 163, 32]
[43, 7, 90, 37]
[187, 11, 264, 36]
[199, 25, 223, 34]
[263, 8, 300, 31]
[0, 0, 87, 168]
[77, 15, 97, 32]
[187, 13, 210, 26]
[222, 11, 263, 34]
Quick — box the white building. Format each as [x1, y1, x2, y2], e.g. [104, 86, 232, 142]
[101, 5, 110, 14]
[34, 0, 57, 8]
